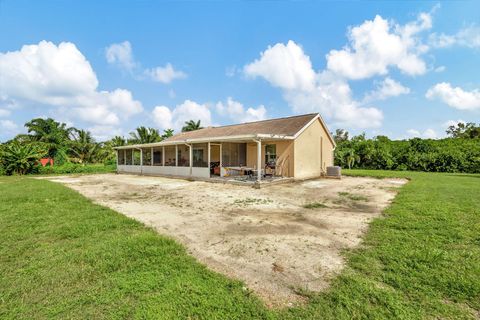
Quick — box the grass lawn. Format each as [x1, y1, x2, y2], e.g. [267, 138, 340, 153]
[0, 170, 479, 319]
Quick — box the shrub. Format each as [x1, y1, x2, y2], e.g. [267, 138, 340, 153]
[35, 163, 116, 175]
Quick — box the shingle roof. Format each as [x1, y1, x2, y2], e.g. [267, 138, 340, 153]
[164, 113, 319, 142]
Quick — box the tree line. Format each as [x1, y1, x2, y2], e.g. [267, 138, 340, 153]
[0, 118, 204, 175]
[334, 123, 480, 173]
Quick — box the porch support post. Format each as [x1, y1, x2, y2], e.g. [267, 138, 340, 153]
[124, 149, 126, 165]
[151, 147, 153, 166]
[189, 144, 193, 176]
[219, 143, 223, 177]
[116, 150, 119, 167]
[207, 142, 211, 167]
[139, 149, 143, 174]
[256, 139, 262, 181]
[175, 145, 178, 167]
[162, 146, 165, 166]
[132, 149, 134, 165]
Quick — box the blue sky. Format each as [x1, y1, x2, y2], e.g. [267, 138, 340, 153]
[0, 0, 479, 141]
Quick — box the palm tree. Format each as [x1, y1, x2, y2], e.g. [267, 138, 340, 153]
[128, 126, 162, 144]
[1, 142, 46, 175]
[110, 136, 126, 147]
[24, 118, 71, 159]
[69, 129, 99, 165]
[182, 120, 203, 132]
[162, 129, 174, 139]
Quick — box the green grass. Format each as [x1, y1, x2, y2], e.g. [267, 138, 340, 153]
[338, 191, 369, 202]
[1, 170, 479, 319]
[303, 202, 328, 209]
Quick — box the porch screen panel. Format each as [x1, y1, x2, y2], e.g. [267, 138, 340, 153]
[133, 150, 141, 165]
[192, 143, 208, 167]
[153, 147, 162, 166]
[142, 148, 151, 165]
[125, 149, 132, 165]
[177, 144, 190, 167]
[221, 143, 247, 167]
[164, 146, 176, 166]
[118, 150, 125, 165]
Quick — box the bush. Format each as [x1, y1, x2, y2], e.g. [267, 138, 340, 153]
[35, 163, 116, 175]
[335, 136, 480, 173]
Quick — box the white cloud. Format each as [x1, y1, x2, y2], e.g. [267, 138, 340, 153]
[216, 97, 267, 123]
[152, 100, 211, 131]
[244, 40, 316, 91]
[105, 41, 187, 84]
[243, 41, 383, 128]
[407, 128, 438, 139]
[0, 119, 21, 140]
[0, 109, 11, 117]
[88, 125, 123, 141]
[0, 41, 143, 126]
[363, 77, 410, 102]
[152, 105, 173, 129]
[429, 26, 480, 49]
[434, 65, 446, 73]
[105, 41, 136, 71]
[0, 119, 18, 131]
[426, 82, 480, 110]
[145, 63, 187, 84]
[326, 12, 431, 80]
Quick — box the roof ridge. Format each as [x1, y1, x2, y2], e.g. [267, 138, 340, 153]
[205, 113, 318, 129]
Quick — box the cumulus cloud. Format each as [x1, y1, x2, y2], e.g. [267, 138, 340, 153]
[426, 82, 480, 110]
[243, 41, 383, 128]
[152, 100, 211, 131]
[0, 119, 18, 131]
[407, 128, 438, 139]
[215, 97, 267, 123]
[105, 41, 187, 84]
[326, 13, 431, 80]
[429, 26, 480, 49]
[0, 41, 143, 126]
[145, 63, 187, 84]
[363, 77, 410, 102]
[105, 41, 136, 71]
[88, 125, 123, 141]
[244, 41, 316, 91]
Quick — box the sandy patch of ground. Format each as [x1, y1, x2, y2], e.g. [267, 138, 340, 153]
[44, 173, 406, 307]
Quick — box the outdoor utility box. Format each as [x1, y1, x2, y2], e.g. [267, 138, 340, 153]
[326, 166, 341, 179]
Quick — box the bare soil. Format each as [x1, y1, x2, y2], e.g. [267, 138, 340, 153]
[44, 173, 406, 307]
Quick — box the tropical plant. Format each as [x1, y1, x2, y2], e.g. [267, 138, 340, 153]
[110, 136, 127, 147]
[182, 120, 202, 132]
[129, 127, 162, 144]
[344, 148, 360, 169]
[0, 142, 46, 175]
[162, 129, 174, 139]
[24, 118, 71, 158]
[69, 129, 99, 165]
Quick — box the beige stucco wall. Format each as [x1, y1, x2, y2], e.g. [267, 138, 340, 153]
[245, 140, 295, 177]
[293, 119, 335, 179]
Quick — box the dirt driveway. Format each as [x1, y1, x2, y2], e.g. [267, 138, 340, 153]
[45, 173, 406, 307]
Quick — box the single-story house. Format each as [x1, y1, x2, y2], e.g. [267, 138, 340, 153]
[115, 113, 336, 181]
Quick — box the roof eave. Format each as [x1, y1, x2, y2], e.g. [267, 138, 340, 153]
[113, 134, 294, 149]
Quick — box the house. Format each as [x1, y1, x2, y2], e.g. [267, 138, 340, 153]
[115, 113, 336, 181]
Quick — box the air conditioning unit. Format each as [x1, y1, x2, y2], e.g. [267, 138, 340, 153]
[326, 166, 341, 179]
